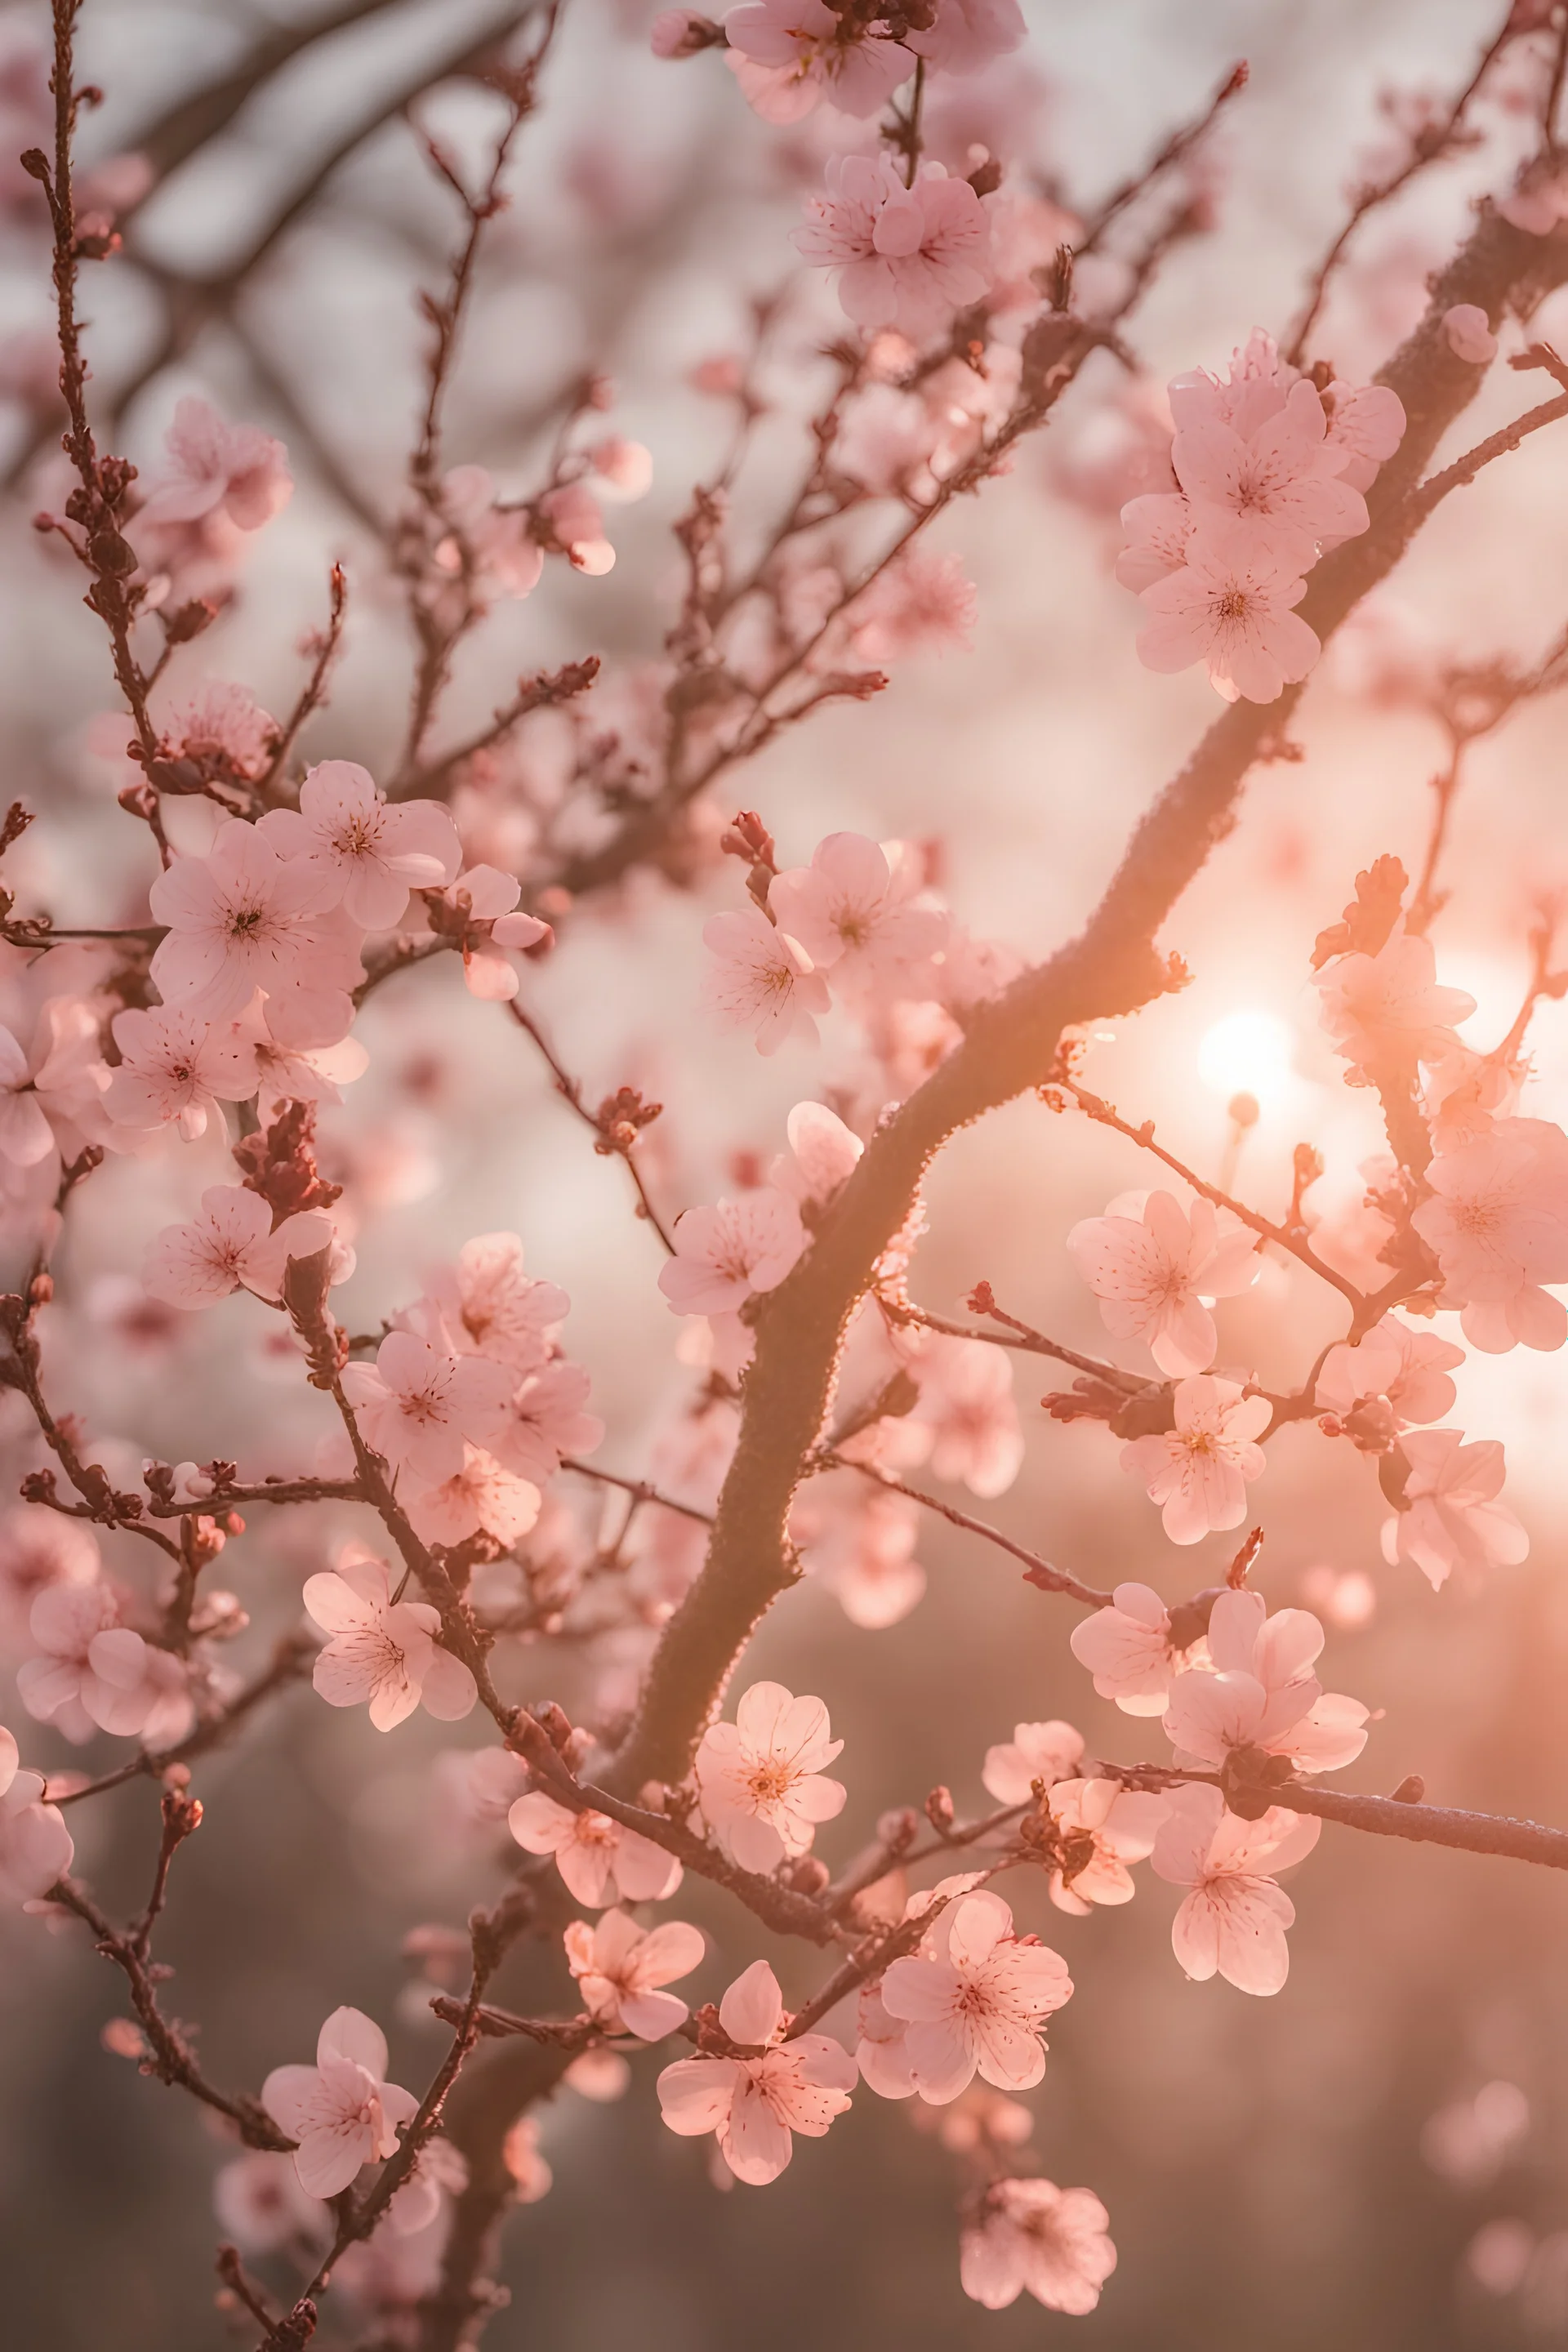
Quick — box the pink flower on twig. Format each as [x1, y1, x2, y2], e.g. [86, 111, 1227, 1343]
[657, 1958, 856, 2183]
[261, 2007, 418, 2198]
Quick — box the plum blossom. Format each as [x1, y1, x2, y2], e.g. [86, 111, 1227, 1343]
[1045, 1778, 1169, 1914]
[212, 2152, 326, 2256]
[160, 680, 278, 779]
[482, 1362, 604, 1484]
[0, 1724, 74, 1902]
[1136, 518, 1320, 704]
[258, 762, 461, 930]
[768, 831, 947, 999]
[1322, 381, 1407, 492]
[0, 999, 109, 1169]
[1069, 1582, 1199, 1715]
[403, 1446, 542, 1548]
[225, 996, 368, 1120]
[0, 1021, 57, 1166]
[104, 1005, 256, 1139]
[302, 1550, 477, 1730]
[1068, 1188, 1261, 1376]
[909, 0, 1026, 75]
[797, 1483, 926, 1628]
[16, 1582, 154, 1741]
[340, 1332, 517, 1484]
[795, 156, 991, 339]
[1411, 1119, 1568, 1352]
[907, 1338, 1022, 1496]
[421, 1232, 568, 1373]
[960, 2177, 1117, 2314]
[849, 550, 978, 665]
[1382, 1429, 1529, 1588]
[770, 1099, 863, 1209]
[149, 820, 362, 1044]
[144, 1187, 337, 1309]
[140, 396, 292, 531]
[693, 1681, 846, 1871]
[1115, 491, 1194, 592]
[981, 1719, 1085, 1805]
[1120, 1376, 1272, 1544]
[563, 1909, 705, 2039]
[0, 1508, 99, 1645]
[1152, 1784, 1321, 1994]
[656, 1958, 856, 2183]
[1315, 929, 1476, 1076]
[1162, 1589, 1369, 1775]
[658, 1189, 806, 1315]
[701, 908, 831, 1054]
[1444, 303, 1498, 363]
[879, 1890, 1072, 2102]
[724, 0, 914, 125]
[434, 866, 550, 1000]
[261, 2007, 418, 2198]
[1171, 376, 1370, 569]
[1315, 1315, 1464, 1432]
[508, 1791, 683, 1907]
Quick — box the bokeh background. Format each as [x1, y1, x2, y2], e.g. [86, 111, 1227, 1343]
[4, 0, 1568, 2345]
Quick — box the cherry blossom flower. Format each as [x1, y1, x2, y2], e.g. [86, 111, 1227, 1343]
[1444, 303, 1498, 363]
[1171, 376, 1369, 568]
[1115, 491, 1194, 592]
[1068, 1188, 1261, 1376]
[960, 2177, 1117, 2314]
[849, 549, 978, 665]
[1315, 1315, 1464, 1430]
[140, 396, 292, 531]
[1321, 381, 1407, 493]
[656, 1958, 857, 2184]
[0, 1021, 56, 1165]
[481, 1361, 604, 1483]
[421, 1232, 568, 1373]
[797, 1483, 926, 1628]
[403, 1446, 541, 1548]
[537, 482, 615, 575]
[1151, 1784, 1321, 1994]
[1120, 1376, 1272, 1544]
[104, 1005, 256, 1139]
[701, 908, 831, 1054]
[693, 1680, 846, 1871]
[0, 1510, 98, 1652]
[1315, 929, 1476, 1075]
[855, 1982, 916, 2098]
[981, 1719, 1085, 1805]
[435, 866, 550, 1000]
[658, 1189, 806, 1315]
[302, 1551, 477, 1730]
[224, 996, 368, 1121]
[879, 1889, 1072, 2101]
[340, 1332, 517, 1484]
[908, 1337, 1022, 1496]
[258, 762, 461, 930]
[769, 1099, 863, 1209]
[261, 2007, 419, 2198]
[1045, 1778, 1169, 1914]
[563, 1909, 705, 2039]
[1162, 1589, 1369, 1774]
[0, 1723, 74, 1902]
[16, 1582, 154, 1741]
[0, 996, 108, 1169]
[795, 156, 991, 339]
[148, 820, 363, 1044]
[508, 1791, 683, 1907]
[1069, 1581, 1197, 1715]
[212, 2152, 327, 2256]
[724, 0, 914, 124]
[144, 1187, 337, 1310]
[909, 0, 1026, 75]
[1411, 1118, 1568, 1352]
[768, 831, 947, 1000]
[1382, 1429, 1529, 1588]
[1136, 518, 1320, 703]
[161, 680, 278, 779]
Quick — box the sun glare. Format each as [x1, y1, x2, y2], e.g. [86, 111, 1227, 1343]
[1196, 1010, 1296, 1106]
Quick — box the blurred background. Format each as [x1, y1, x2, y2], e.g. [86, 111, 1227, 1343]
[5, 0, 1568, 2345]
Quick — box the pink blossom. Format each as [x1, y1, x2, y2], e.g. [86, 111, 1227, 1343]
[563, 1909, 705, 2038]
[849, 550, 978, 663]
[981, 1719, 1085, 1805]
[907, 1336, 1022, 1496]
[1151, 1784, 1321, 1994]
[437, 866, 550, 1000]
[0, 1723, 74, 1901]
[656, 1958, 857, 2183]
[149, 820, 363, 1044]
[1411, 1119, 1568, 1352]
[160, 680, 278, 778]
[960, 2176, 1117, 2314]
[0, 1021, 56, 1166]
[693, 1680, 846, 1871]
[481, 1361, 604, 1483]
[799, 1484, 926, 1628]
[403, 1446, 542, 1548]
[1162, 1588, 1369, 1774]
[1171, 376, 1369, 569]
[1136, 519, 1321, 704]
[537, 481, 615, 576]
[508, 1790, 684, 1907]
[879, 1889, 1072, 2102]
[1315, 1315, 1464, 1428]
[768, 831, 947, 999]
[341, 1332, 516, 1484]
[0, 998, 107, 1169]
[1444, 303, 1498, 363]
[212, 2151, 327, 2256]
[794, 157, 991, 339]
[302, 1551, 477, 1731]
[724, 0, 914, 124]
[769, 1099, 863, 1209]
[1120, 1376, 1272, 1544]
[0, 1508, 100, 1646]
[223, 996, 368, 1120]
[701, 908, 831, 1054]
[16, 1581, 154, 1741]
[439, 466, 546, 600]
[104, 1005, 256, 1138]
[259, 763, 461, 930]
[658, 1189, 806, 1315]
[421, 1232, 568, 1374]
[140, 396, 292, 531]
[1321, 381, 1407, 494]
[1068, 1188, 1261, 1377]
[854, 1982, 916, 2098]
[1382, 1429, 1529, 1588]
[261, 2007, 419, 2198]
[1045, 1778, 1169, 1914]
[1315, 930, 1476, 1074]
[1069, 1581, 1196, 1715]
[1499, 163, 1568, 235]
[1167, 329, 1298, 441]
[144, 1187, 337, 1310]
[908, 0, 1026, 75]
[1115, 491, 1195, 592]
